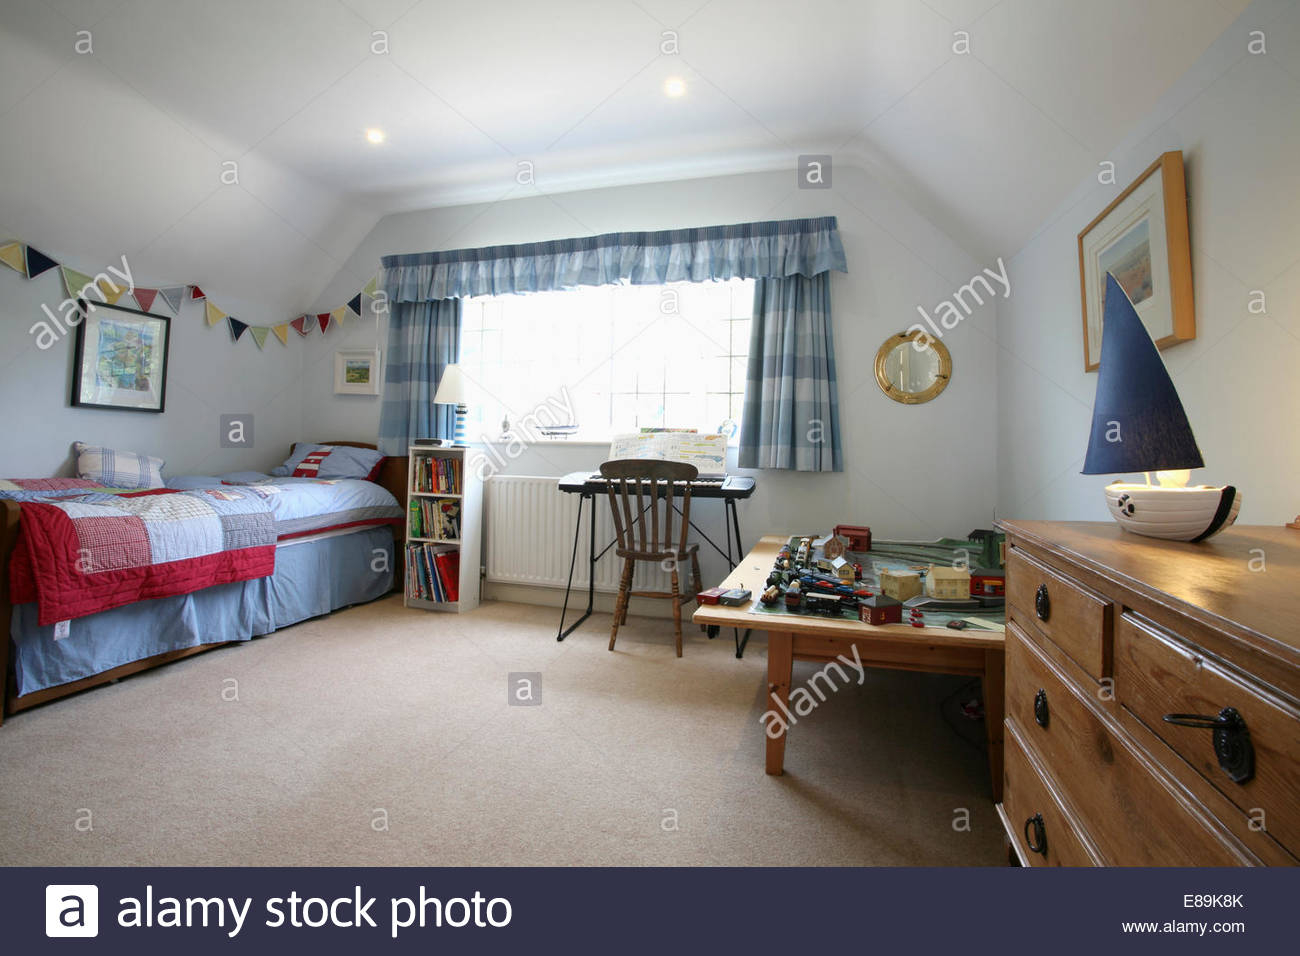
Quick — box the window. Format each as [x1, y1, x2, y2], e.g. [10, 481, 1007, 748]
[459, 278, 753, 442]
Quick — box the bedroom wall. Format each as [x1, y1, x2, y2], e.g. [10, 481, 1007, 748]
[305, 166, 1003, 565]
[996, 0, 1300, 525]
[0, 261, 305, 479]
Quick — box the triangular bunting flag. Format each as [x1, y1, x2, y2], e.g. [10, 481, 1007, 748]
[346, 293, 363, 316]
[317, 312, 331, 333]
[227, 316, 248, 341]
[190, 286, 206, 300]
[96, 276, 127, 305]
[61, 266, 94, 299]
[133, 287, 158, 312]
[271, 323, 289, 346]
[24, 246, 58, 278]
[205, 301, 227, 326]
[158, 286, 186, 314]
[0, 242, 26, 275]
[250, 327, 269, 350]
[290, 315, 312, 336]
[362, 277, 378, 298]
[330, 306, 347, 326]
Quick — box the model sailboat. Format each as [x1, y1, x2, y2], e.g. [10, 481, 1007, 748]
[1081, 274, 1241, 542]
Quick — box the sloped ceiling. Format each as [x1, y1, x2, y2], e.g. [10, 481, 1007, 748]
[0, 0, 1252, 310]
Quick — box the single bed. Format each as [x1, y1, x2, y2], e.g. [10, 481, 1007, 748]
[0, 441, 408, 723]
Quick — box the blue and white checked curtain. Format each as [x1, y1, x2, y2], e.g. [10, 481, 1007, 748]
[377, 298, 460, 456]
[379, 216, 846, 466]
[738, 275, 842, 472]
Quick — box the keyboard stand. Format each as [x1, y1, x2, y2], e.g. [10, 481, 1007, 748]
[555, 472, 756, 657]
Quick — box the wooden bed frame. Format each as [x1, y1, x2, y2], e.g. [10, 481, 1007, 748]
[0, 441, 408, 725]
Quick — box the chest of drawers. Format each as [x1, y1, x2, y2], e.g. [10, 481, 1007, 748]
[997, 521, 1300, 866]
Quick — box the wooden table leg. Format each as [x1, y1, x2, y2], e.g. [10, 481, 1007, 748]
[765, 630, 794, 775]
[983, 647, 1005, 802]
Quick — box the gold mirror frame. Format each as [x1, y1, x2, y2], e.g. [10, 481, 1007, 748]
[874, 330, 952, 405]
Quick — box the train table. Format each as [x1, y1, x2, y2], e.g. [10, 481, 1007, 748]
[694, 534, 1006, 799]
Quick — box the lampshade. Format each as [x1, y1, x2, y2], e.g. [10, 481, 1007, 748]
[1081, 274, 1204, 475]
[433, 364, 471, 406]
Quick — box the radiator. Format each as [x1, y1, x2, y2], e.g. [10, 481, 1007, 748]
[484, 475, 673, 593]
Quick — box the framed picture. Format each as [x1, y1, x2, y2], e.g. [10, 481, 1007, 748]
[334, 348, 381, 395]
[1078, 151, 1195, 372]
[71, 299, 170, 412]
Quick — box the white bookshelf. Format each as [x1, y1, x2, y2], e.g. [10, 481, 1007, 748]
[404, 444, 481, 612]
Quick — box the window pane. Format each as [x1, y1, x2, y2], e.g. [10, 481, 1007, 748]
[463, 277, 753, 442]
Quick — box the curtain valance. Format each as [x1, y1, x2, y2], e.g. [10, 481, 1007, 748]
[381, 216, 846, 302]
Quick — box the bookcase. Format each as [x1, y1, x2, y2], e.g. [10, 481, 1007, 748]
[404, 444, 481, 612]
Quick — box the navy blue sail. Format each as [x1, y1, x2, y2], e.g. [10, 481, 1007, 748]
[1081, 273, 1204, 475]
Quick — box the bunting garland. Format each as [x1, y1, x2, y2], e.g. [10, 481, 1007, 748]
[1, 237, 381, 350]
[132, 287, 158, 312]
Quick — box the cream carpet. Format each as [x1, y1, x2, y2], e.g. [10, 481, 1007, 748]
[0, 597, 1005, 866]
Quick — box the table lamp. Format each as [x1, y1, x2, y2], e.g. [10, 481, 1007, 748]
[1081, 273, 1240, 542]
[433, 363, 470, 445]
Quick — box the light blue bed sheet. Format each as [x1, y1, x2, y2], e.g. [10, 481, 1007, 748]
[9, 526, 395, 696]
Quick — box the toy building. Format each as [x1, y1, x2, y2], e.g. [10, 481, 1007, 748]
[830, 555, 855, 583]
[878, 568, 922, 602]
[926, 565, 971, 600]
[970, 567, 1006, 597]
[834, 524, 872, 551]
[859, 594, 902, 625]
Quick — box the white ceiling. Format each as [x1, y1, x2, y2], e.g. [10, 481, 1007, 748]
[0, 0, 1252, 307]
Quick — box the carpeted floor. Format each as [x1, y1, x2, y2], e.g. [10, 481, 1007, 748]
[0, 597, 1005, 866]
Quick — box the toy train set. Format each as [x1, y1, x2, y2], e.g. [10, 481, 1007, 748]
[708, 528, 1006, 629]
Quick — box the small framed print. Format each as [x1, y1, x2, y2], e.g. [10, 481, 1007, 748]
[334, 348, 381, 395]
[1078, 151, 1196, 372]
[71, 299, 171, 412]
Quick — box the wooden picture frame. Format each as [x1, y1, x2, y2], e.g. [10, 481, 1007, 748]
[70, 299, 170, 412]
[1078, 151, 1195, 372]
[334, 348, 381, 395]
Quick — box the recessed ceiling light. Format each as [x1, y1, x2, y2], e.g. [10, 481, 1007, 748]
[663, 77, 687, 98]
[365, 128, 386, 144]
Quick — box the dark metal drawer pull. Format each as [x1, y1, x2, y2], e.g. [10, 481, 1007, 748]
[1034, 583, 1050, 621]
[1162, 707, 1255, 784]
[1033, 688, 1050, 728]
[1024, 813, 1047, 855]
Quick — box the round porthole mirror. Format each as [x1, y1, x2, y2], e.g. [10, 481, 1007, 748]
[874, 330, 952, 405]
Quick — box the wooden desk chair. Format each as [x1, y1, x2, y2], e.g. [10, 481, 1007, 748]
[600, 459, 705, 657]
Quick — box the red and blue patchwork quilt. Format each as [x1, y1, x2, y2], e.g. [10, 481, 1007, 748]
[5, 486, 276, 625]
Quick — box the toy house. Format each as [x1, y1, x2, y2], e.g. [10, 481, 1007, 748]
[834, 524, 872, 551]
[879, 568, 922, 602]
[970, 567, 1006, 597]
[830, 555, 855, 583]
[859, 594, 902, 625]
[926, 565, 971, 600]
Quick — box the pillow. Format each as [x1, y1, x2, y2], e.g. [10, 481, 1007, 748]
[271, 443, 385, 481]
[73, 442, 165, 489]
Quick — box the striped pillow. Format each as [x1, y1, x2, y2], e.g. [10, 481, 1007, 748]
[73, 442, 165, 490]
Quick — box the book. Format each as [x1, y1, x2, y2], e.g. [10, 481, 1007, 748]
[607, 431, 727, 478]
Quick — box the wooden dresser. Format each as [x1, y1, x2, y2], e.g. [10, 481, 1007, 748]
[997, 521, 1299, 866]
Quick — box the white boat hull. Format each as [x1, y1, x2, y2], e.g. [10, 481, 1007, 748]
[1104, 483, 1241, 542]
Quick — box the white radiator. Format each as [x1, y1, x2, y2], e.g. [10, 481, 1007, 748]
[484, 475, 673, 593]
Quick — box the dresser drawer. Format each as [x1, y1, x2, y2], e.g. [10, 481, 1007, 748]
[1007, 547, 1112, 680]
[1006, 621, 1244, 865]
[1116, 613, 1300, 856]
[1002, 723, 1098, 866]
